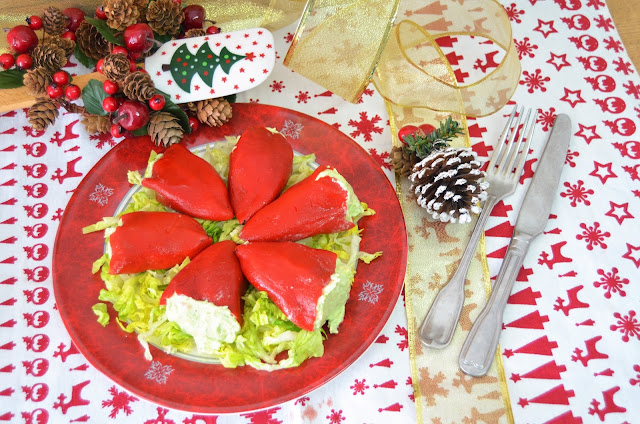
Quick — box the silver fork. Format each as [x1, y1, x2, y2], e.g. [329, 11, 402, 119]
[418, 105, 538, 349]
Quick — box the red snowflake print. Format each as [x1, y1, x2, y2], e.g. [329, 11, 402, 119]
[269, 80, 285, 92]
[610, 310, 640, 342]
[560, 180, 594, 207]
[348, 112, 383, 142]
[613, 57, 634, 75]
[395, 325, 408, 351]
[586, 0, 605, 9]
[296, 91, 310, 103]
[593, 267, 629, 299]
[326, 409, 346, 424]
[605, 201, 634, 225]
[294, 396, 310, 406]
[537, 108, 557, 131]
[576, 222, 611, 250]
[629, 364, 640, 386]
[566, 150, 579, 167]
[90, 133, 117, 149]
[603, 36, 623, 52]
[515, 37, 538, 59]
[144, 407, 175, 424]
[368, 148, 391, 170]
[505, 3, 525, 23]
[594, 15, 614, 31]
[284, 32, 294, 43]
[350, 379, 370, 395]
[623, 80, 640, 99]
[102, 386, 138, 418]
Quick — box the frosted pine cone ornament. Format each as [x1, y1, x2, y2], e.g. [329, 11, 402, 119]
[410, 147, 488, 224]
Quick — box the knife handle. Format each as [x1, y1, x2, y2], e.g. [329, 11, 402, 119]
[458, 234, 531, 377]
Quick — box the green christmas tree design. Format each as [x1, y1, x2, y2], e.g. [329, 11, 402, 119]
[167, 42, 246, 92]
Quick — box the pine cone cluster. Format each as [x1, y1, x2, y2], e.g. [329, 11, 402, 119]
[31, 44, 68, 73]
[194, 98, 232, 127]
[122, 72, 155, 102]
[76, 20, 110, 60]
[103, 0, 141, 31]
[28, 98, 59, 131]
[149, 112, 184, 147]
[42, 7, 68, 35]
[185, 28, 207, 38]
[146, 0, 184, 35]
[23, 68, 53, 97]
[82, 114, 111, 134]
[391, 145, 419, 178]
[43, 36, 76, 57]
[409, 147, 488, 224]
[102, 53, 131, 83]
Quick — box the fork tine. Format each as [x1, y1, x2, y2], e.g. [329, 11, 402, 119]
[512, 108, 538, 180]
[487, 105, 518, 170]
[496, 106, 525, 174]
[504, 107, 533, 174]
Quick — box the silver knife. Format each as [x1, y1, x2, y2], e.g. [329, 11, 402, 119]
[458, 113, 572, 377]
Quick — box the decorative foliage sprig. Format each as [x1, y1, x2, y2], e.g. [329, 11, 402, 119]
[403, 116, 464, 159]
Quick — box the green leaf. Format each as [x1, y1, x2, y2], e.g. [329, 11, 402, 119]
[132, 126, 149, 136]
[224, 94, 236, 104]
[74, 44, 98, 70]
[0, 69, 26, 89]
[155, 89, 191, 134]
[86, 16, 125, 46]
[154, 32, 172, 44]
[82, 79, 109, 116]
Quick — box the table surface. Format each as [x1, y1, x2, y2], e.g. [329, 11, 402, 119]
[609, 0, 640, 69]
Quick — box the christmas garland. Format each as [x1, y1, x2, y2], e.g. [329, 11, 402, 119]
[0, 0, 231, 147]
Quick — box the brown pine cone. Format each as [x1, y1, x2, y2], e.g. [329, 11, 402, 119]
[195, 98, 232, 127]
[185, 28, 207, 38]
[148, 112, 184, 147]
[82, 114, 111, 134]
[122, 72, 155, 102]
[409, 147, 488, 224]
[28, 98, 59, 131]
[103, 0, 140, 31]
[146, 0, 184, 35]
[42, 36, 76, 57]
[131, 0, 148, 13]
[42, 7, 69, 35]
[23, 68, 53, 97]
[31, 44, 68, 73]
[102, 53, 131, 83]
[391, 145, 419, 178]
[184, 102, 198, 114]
[76, 21, 110, 60]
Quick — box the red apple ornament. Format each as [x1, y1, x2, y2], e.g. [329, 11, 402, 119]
[115, 100, 150, 131]
[183, 5, 205, 30]
[62, 7, 85, 32]
[7, 25, 38, 54]
[124, 23, 154, 53]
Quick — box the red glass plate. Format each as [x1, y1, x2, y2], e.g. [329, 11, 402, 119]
[53, 103, 407, 413]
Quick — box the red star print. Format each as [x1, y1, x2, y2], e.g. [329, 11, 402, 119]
[533, 19, 558, 38]
[560, 88, 586, 108]
[204, 37, 209, 41]
[222, 77, 227, 82]
[605, 201, 633, 225]
[216, 42, 221, 47]
[161, 51, 166, 56]
[193, 44, 198, 49]
[236, 44, 242, 49]
[245, 52, 256, 62]
[253, 41, 258, 46]
[194, 85, 200, 91]
[156, 71, 161, 76]
[250, 78, 255, 83]
[239, 68, 245, 73]
[175, 94, 180, 100]
[267, 44, 273, 49]
[225, 34, 231, 39]
[258, 30, 263, 35]
[263, 69, 269, 74]
[547, 53, 571, 71]
[172, 42, 177, 46]
[234, 84, 239, 90]
[167, 80, 172, 85]
[210, 89, 215, 94]
[622, 243, 640, 268]
[260, 53, 265, 58]
[244, 33, 250, 38]
[575, 124, 601, 144]
[503, 349, 514, 358]
[589, 161, 617, 184]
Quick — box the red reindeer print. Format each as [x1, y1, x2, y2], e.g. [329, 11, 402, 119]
[53, 341, 80, 362]
[588, 387, 626, 421]
[571, 336, 609, 366]
[554, 285, 590, 316]
[538, 241, 573, 269]
[53, 380, 90, 414]
[51, 156, 83, 184]
[49, 120, 80, 147]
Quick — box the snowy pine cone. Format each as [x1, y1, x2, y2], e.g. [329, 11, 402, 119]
[409, 147, 488, 224]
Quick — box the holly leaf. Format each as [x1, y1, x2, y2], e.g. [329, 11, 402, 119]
[85, 17, 125, 46]
[74, 44, 98, 70]
[131, 126, 149, 136]
[155, 89, 191, 134]
[82, 79, 109, 116]
[0, 69, 26, 89]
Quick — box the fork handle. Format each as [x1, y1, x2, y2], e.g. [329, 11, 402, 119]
[419, 195, 499, 349]
[458, 233, 532, 376]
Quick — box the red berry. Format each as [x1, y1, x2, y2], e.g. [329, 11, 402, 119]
[64, 84, 81, 100]
[110, 123, 123, 138]
[206, 25, 221, 35]
[96, 58, 105, 73]
[61, 31, 76, 41]
[53, 70, 70, 86]
[102, 96, 118, 113]
[96, 6, 107, 20]
[129, 58, 137, 72]
[418, 124, 436, 135]
[15, 54, 33, 70]
[26, 15, 43, 31]
[188, 116, 199, 132]
[62, 7, 85, 32]
[148, 94, 166, 111]
[7, 25, 38, 54]
[183, 5, 206, 30]
[397, 125, 419, 143]
[0, 53, 15, 70]
[46, 84, 64, 99]
[103, 80, 119, 95]
[123, 23, 154, 53]
[112, 46, 128, 56]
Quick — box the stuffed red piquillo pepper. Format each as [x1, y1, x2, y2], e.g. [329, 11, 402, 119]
[141, 143, 234, 221]
[228, 126, 293, 224]
[109, 211, 212, 274]
[159, 240, 248, 354]
[240, 165, 366, 242]
[236, 241, 354, 333]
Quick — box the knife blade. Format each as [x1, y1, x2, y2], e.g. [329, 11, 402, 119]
[458, 113, 572, 377]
